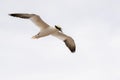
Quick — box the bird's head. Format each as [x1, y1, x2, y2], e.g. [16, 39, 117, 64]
[55, 25, 63, 32]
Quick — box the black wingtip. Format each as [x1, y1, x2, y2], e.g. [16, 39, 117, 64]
[9, 13, 19, 17]
[8, 13, 31, 19]
[9, 13, 15, 16]
[8, 14, 12, 16]
[70, 47, 76, 53]
[64, 40, 76, 53]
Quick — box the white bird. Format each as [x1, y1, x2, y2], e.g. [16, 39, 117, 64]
[9, 13, 76, 53]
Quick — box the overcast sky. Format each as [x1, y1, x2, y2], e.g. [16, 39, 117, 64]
[0, 0, 120, 80]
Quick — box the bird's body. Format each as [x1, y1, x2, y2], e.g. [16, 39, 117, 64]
[9, 13, 76, 53]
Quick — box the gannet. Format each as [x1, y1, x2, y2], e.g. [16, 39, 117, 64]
[9, 13, 76, 53]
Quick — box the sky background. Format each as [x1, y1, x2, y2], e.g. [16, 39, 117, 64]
[0, 0, 120, 80]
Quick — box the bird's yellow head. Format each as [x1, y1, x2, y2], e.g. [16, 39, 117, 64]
[55, 25, 63, 32]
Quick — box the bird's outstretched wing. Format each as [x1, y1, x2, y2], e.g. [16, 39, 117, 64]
[9, 13, 76, 53]
[52, 32, 76, 53]
[9, 13, 50, 29]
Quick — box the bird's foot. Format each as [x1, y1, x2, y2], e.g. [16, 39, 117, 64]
[32, 36, 39, 39]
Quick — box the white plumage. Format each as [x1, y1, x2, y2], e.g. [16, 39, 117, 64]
[9, 13, 76, 53]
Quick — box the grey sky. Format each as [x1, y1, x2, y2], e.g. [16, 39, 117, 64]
[0, 0, 120, 80]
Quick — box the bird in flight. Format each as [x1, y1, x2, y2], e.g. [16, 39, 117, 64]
[9, 13, 76, 53]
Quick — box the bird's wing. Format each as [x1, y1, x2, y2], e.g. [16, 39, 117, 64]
[9, 13, 50, 29]
[52, 32, 76, 53]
